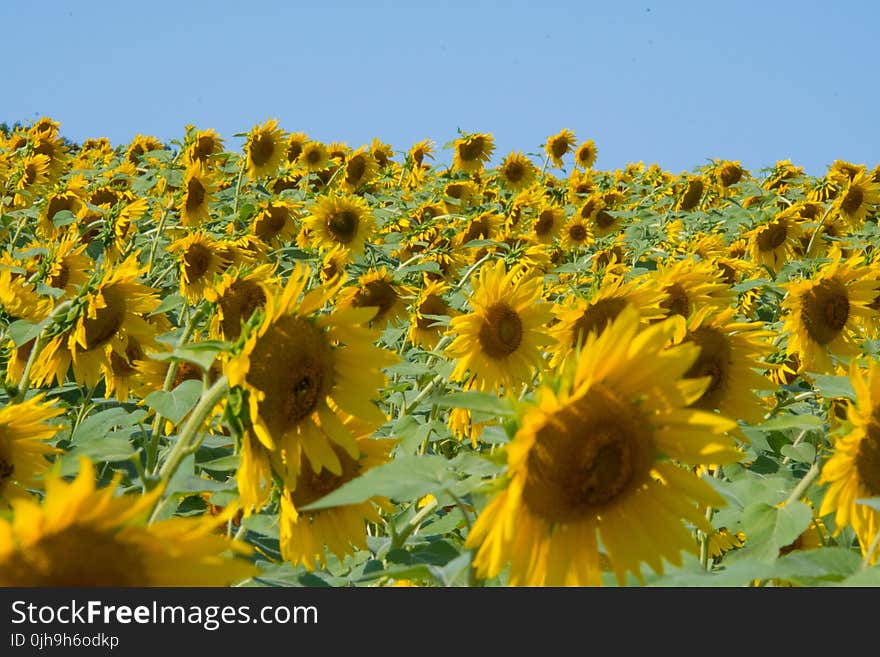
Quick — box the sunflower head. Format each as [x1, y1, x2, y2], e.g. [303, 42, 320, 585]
[303, 194, 376, 260]
[544, 129, 577, 168]
[452, 132, 495, 174]
[245, 118, 286, 180]
[574, 139, 598, 169]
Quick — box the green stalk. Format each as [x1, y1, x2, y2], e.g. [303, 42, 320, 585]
[11, 300, 72, 403]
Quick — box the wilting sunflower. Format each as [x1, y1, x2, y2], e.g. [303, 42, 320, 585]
[745, 208, 806, 273]
[167, 232, 230, 303]
[499, 151, 537, 192]
[442, 180, 480, 215]
[204, 264, 276, 341]
[673, 306, 777, 425]
[781, 250, 880, 373]
[35, 256, 161, 389]
[244, 118, 286, 180]
[0, 395, 63, 506]
[224, 263, 396, 487]
[819, 360, 880, 563]
[574, 139, 598, 169]
[0, 458, 256, 586]
[370, 137, 395, 169]
[544, 129, 577, 168]
[303, 194, 376, 260]
[452, 132, 495, 174]
[340, 147, 379, 192]
[548, 275, 668, 370]
[39, 229, 91, 296]
[715, 160, 747, 189]
[408, 279, 457, 349]
[336, 267, 412, 329]
[251, 200, 300, 246]
[318, 246, 348, 284]
[179, 162, 216, 227]
[445, 260, 552, 393]
[833, 171, 880, 229]
[279, 426, 396, 570]
[299, 140, 331, 173]
[465, 307, 741, 586]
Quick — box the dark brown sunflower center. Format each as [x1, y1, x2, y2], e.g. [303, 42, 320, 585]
[841, 187, 864, 215]
[326, 210, 359, 244]
[23, 163, 40, 185]
[184, 243, 213, 281]
[568, 223, 588, 242]
[464, 218, 492, 242]
[683, 326, 731, 409]
[0, 526, 146, 586]
[579, 199, 599, 220]
[82, 289, 125, 350]
[720, 164, 743, 187]
[416, 294, 448, 330]
[855, 418, 880, 496]
[91, 188, 118, 207]
[534, 210, 555, 236]
[185, 177, 206, 211]
[505, 161, 525, 183]
[595, 246, 624, 270]
[345, 156, 367, 185]
[47, 261, 70, 290]
[289, 444, 361, 510]
[219, 280, 267, 340]
[250, 134, 275, 167]
[718, 262, 737, 285]
[680, 180, 704, 210]
[256, 205, 289, 240]
[353, 279, 397, 324]
[246, 316, 334, 433]
[109, 339, 144, 377]
[286, 140, 303, 162]
[458, 137, 486, 162]
[304, 147, 323, 165]
[478, 303, 523, 359]
[47, 196, 76, 221]
[0, 454, 14, 488]
[570, 297, 629, 347]
[522, 384, 652, 522]
[757, 222, 787, 251]
[193, 136, 218, 161]
[661, 283, 690, 318]
[801, 280, 849, 346]
[595, 209, 616, 230]
[550, 138, 569, 158]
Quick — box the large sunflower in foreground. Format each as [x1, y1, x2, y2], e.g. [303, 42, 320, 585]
[303, 194, 376, 261]
[465, 307, 741, 586]
[225, 263, 397, 488]
[0, 395, 63, 506]
[781, 250, 880, 374]
[445, 260, 553, 394]
[0, 459, 256, 586]
[819, 360, 880, 563]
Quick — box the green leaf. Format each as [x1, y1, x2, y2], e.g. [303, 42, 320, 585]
[649, 557, 774, 587]
[301, 454, 458, 511]
[771, 547, 861, 586]
[811, 374, 856, 401]
[70, 406, 148, 443]
[6, 319, 43, 347]
[164, 454, 236, 496]
[840, 565, 880, 586]
[150, 292, 184, 316]
[780, 443, 816, 464]
[197, 454, 240, 471]
[151, 341, 229, 372]
[753, 413, 823, 433]
[144, 379, 203, 425]
[434, 391, 516, 418]
[740, 501, 814, 562]
[51, 209, 78, 228]
[65, 436, 137, 464]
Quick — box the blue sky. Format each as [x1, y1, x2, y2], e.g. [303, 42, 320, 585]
[3, 0, 876, 176]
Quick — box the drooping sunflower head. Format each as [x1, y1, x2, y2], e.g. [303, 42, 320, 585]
[544, 129, 577, 168]
[465, 306, 741, 586]
[408, 138, 435, 167]
[452, 132, 495, 174]
[574, 139, 598, 169]
[499, 151, 537, 192]
[676, 174, 706, 211]
[179, 161, 215, 227]
[567, 168, 596, 203]
[370, 137, 395, 169]
[715, 160, 748, 189]
[285, 132, 309, 165]
[652, 257, 736, 319]
[43, 228, 92, 296]
[442, 180, 480, 214]
[408, 279, 456, 349]
[244, 118, 286, 180]
[303, 194, 376, 260]
[224, 263, 397, 487]
[185, 128, 225, 167]
[531, 204, 566, 244]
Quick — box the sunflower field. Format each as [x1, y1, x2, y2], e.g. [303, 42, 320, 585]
[1, 117, 880, 587]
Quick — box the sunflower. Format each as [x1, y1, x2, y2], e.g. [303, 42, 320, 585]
[531, 204, 566, 244]
[370, 137, 395, 169]
[340, 147, 379, 193]
[285, 132, 309, 165]
[652, 257, 736, 319]
[13, 153, 51, 206]
[499, 151, 537, 192]
[455, 211, 504, 249]
[303, 194, 376, 260]
[833, 171, 880, 229]
[34, 256, 161, 389]
[125, 134, 164, 166]
[676, 175, 706, 211]
[549, 275, 668, 370]
[745, 208, 806, 273]
[715, 160, 747, 189]
[167, 232, 230, 303]
[43, 228, 92, 295]
[299, 140, 331, 173]
[37, 188, 85, 239]
[445, 260, 552, 394]
[0, 395, 63, 506]
[781, 250, 880, 374]
[179, 162, 215, 227]
[465, 306, 741, 586]
[442, 180, 480, 215]
[819, 360, 880, 563]
[318, 247, 349, 284]
[673, 306, 777, 425]
[544, 129, 577, 168]
[185, 128, 225, 167]
[224, 263, 396, 487]
[279, 427, 396, 570]
[204, 264, 277, 342]
[567, 169, 596, 203]
[574, 139, 598, 169]
[559, 214, 592, 250]
[336, 267, 412, 329]
[244, 118, 286, 180]
[251, 200, 300, 247]
[0, 458, 256, 586]
[452, 132, 495, 174]
[408, 279, 457, 349]
[0, 267, 53, 322]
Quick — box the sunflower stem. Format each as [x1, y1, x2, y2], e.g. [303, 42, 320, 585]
[231, 156, 247, 219]
[146, 200, 174, 274]
[11, 300, 72, 404]
[151, 374, 229, 508]
[783, 462, 820, 507]
[803, 205, 834, 258]
[390, 497, 439, 549]
[403, 373, 445, 416]
[861, 530, 880, 570]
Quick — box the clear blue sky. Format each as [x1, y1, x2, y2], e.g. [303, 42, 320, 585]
[3, 0, 876, 176]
